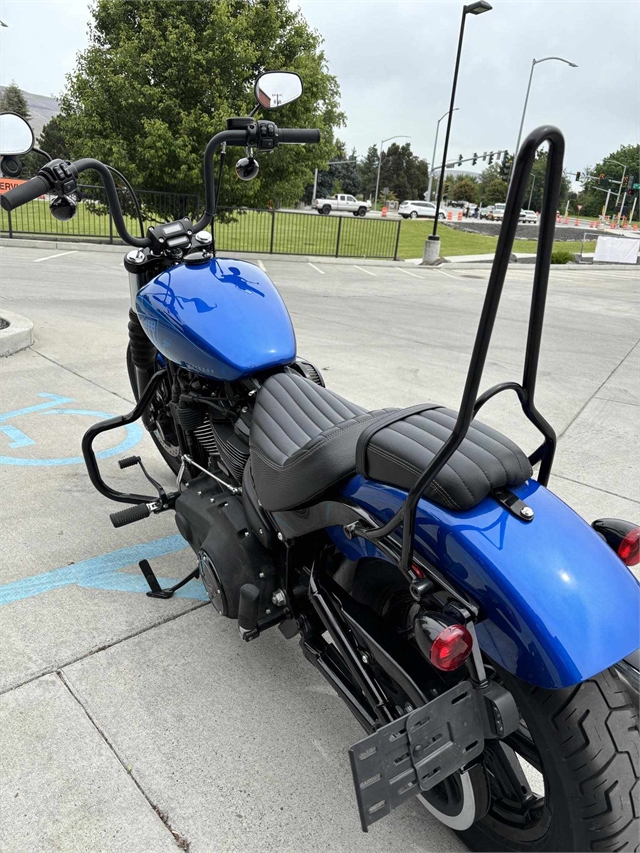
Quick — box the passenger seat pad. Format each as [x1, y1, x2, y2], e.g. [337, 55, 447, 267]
[357, 405, 532, 510]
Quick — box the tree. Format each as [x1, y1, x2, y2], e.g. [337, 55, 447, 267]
[0, 82, 31, 120]
[575, 144, 639, 218]
[451, 177, 478, 203]
[331, 141, 360, 196]
[357, 145, 380, 201]
[523, 150, 571, 212]
[56, 0, 343, 212]
[377, 142, 429, 203]
[38, 115, 70, 161]
[484, 179, 507, 205]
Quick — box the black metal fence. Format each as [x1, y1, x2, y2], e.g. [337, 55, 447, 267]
[0, 185, 402, 259]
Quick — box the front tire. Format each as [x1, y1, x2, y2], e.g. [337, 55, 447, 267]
[460, 666, 639, 852]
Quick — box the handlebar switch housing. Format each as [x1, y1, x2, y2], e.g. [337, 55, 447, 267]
[257, 120, 278, 151]
[38, 159, 78, 197]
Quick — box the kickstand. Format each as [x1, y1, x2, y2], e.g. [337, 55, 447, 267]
[139, 559, 200, 599]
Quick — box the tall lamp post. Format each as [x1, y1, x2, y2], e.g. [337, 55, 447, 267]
[426, 108, 459, 203]
[510, 56, 577, 187]
[374, 135, 410, 210]
[426, 1, 493, 264]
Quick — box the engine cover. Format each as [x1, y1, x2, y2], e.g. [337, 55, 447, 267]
[174, 473, 276, 618]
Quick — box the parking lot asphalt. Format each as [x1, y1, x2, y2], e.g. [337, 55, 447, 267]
[1, 243, 638, 853]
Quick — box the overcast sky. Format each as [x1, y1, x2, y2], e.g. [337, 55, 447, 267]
[1, 0, 638, 176]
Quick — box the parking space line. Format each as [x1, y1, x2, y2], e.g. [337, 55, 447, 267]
[436, 269, 470, 281]
[354, 266, 377, 276]
[397, 268, 422, 278]
[308, 262, 325, 275]
[257, 259, 266, 272]
[33, 250, 78, 263]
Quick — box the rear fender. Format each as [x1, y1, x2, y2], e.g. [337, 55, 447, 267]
[329, 476, 640, 689]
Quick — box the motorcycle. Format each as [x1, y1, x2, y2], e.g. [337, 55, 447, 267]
[2, 72, 638, 852]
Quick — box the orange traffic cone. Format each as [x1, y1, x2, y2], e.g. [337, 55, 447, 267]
[381, 206, 387, 218]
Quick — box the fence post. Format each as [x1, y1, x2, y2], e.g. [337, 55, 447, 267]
[393, 219, 402, 260]
[270, 209, 276, 254]
[7, 208, 12, 238]
[335, 216, 343, 258]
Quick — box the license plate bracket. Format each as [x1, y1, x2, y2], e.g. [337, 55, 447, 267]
[349, 680, 485, 830]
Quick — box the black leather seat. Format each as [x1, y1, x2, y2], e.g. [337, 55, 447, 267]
[249, 372, 531, 513]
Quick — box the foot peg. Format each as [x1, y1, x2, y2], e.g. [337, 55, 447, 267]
[139, 558, 200, 599]
[110, 503, 151, 528]
[238, 583, 260, 640]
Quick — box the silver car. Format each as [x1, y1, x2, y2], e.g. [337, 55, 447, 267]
[399, 200, 446, 220]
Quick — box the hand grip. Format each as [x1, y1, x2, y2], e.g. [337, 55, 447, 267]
[0, 175, 51, 212]
[238, 583, 261, 633]
[278, 128, 321, 145]
[110, 503, 150, 528]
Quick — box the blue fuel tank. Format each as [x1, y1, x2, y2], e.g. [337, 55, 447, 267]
[136, 257, 296, 381]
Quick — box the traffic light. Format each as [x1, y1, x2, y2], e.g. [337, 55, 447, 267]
[500, 153, 512, 180]
[488, 152, 494, 165]
[575, 171, 581, 181]
[628, 175, 636, 196]
[599, 173, 605, 182]
[457, 154, 463, 167]
[472, 152, 478, 165]
[495, 151, 502, 161]
[483, 152, 487, 161]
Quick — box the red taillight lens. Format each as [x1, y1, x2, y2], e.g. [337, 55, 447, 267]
[429, 624, 473, 671]
[618, 527, 640, 566]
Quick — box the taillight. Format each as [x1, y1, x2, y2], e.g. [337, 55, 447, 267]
[430, 625, 474, 671]
[592, 518, 640, 567]
[413, 611, 474, 671]
[618, 528, 640, 567]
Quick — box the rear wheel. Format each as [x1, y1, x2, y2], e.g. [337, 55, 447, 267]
[410, 210, 418, 219]
[322, 204, 331, 215]
[350, 560, 639, 851]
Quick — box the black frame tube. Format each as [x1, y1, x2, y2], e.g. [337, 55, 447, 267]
[364, 125, 565, 575]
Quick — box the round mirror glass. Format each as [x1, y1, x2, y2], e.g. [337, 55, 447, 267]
[254, 72, 303, 109]
[0, 113, 35, 156]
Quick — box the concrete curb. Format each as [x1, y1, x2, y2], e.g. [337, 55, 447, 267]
[0, 310, 34, 357]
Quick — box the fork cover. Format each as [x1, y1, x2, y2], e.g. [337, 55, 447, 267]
[349, 681, 485, 831]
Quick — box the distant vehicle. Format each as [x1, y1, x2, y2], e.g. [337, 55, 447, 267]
[479, 205, 494, 219]
[315, 193, 370, 216]
[488, 203, 506, 221]
[449, 199, 467, 209]
[519, 209, 538, 223]
[399, 200, 446, 220]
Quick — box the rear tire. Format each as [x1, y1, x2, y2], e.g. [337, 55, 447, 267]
[461, 665, 639, 851]
[322, 205, 331, 215]
[410, 210, 418, 219]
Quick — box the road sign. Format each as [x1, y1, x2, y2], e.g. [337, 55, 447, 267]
[577, 205, 583, 211]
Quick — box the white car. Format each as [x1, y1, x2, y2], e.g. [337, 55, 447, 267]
[399, 200, 446, 220]
[488, 203, 506, 221]
[519, 209, 538, 223]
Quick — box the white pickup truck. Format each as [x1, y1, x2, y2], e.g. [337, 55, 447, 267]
[315, 194, 370, 217]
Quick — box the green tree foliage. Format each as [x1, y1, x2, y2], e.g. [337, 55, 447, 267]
[357, 145, 380, 200]
[377, 142, 429, 203]
[478, 163, 502, 193]
[331, 140, 360, 196]
[483, 179, 507, 205]
[38, 115, 70, 161]
[523, 150, 571, 212]
[575, 144, 639, 218]
[451, 177, 478, 203]
[0, 82, 31, 120]
[56, 0, 343, 211]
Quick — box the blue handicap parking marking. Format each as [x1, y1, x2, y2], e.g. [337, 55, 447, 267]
[0, 535, 209, 605]
[0, 392, 143, 466]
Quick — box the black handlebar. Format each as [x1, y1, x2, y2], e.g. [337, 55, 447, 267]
[0, 175, 50, 212]
[2, 123, 321, 247]
[279, 128, 321, 144]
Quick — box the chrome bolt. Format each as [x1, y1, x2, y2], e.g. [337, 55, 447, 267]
[272, 589, 286, 608]
[265, 608, 271, 615]
[520, 506, 534, 520]
[210, 498, 215, 503]
[259, 572, 265, 579]
[259, 528, 264, 535]
[277, 532, 284, 541]
[197, 491, 202, 496]
[361, 653, 370, 665]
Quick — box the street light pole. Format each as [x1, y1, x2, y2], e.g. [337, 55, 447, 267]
[374, 135, 410, 210]
[510, 56, 577, 188]
[426, 109, 459, 202]
[428, 1, 492, 255]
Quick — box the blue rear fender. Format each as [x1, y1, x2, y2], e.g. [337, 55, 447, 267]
[330, 476, 640, 689]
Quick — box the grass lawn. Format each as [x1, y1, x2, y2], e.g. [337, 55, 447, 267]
[396, 220, 595, 260]
[1, 200, 595, 260]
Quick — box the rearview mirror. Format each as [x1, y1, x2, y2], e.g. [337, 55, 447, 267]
[0, 112, 35, 156]
[254, 71, 303, 109]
